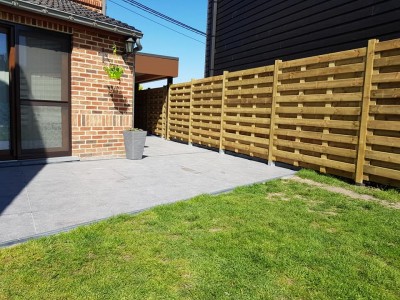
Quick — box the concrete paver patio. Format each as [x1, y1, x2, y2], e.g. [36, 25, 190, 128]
[0, 136, 296, 245]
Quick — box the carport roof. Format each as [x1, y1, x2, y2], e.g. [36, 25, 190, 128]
[136, 53, 179, 84]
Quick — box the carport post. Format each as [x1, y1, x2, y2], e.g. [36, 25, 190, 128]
[164, 77, 173, 139]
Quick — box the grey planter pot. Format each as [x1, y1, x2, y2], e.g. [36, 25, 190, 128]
[123, 130, 147, 160]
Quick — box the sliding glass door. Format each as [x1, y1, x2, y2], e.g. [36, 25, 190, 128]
[0, 27, 11, 159]
[0, 24, 71, 160]
[17, 29, 70, 158]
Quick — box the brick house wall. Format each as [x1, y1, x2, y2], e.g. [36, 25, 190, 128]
[71, 30, 133, 159]
[0, 6, 134, 159]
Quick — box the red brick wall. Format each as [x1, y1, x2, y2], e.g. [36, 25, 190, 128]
[0, 7, 135, 159]
[71, 30, 134, 159]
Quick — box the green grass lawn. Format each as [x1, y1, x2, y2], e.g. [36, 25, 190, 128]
[0, 172, 399, 299]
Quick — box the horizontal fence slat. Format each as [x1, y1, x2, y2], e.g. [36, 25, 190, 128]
[375, 38, 400, 52]
[274, 128, 358, 144]
[279, 63, 365, 80]
[191, 128, 221, 138]
[278, 78, 364, 92]
[274, 150, 355, 173]
[223, 140, 268, 157]
[372, 73, 400, 84]
[168, 125, 189, 133]
[274, 139, 357, 158]
[366, 135, 400, 148]
[192, 83, 223, 91]
[370, 88, 400, 99]
[192, 100, 222, 106]
[225, 77, 273, 87]
[224, 124, 270, 135]
[224, 132, 269, 145]
[192, 135, 220, 147]
[280, 48, 366, 68]
[193, 75, 224, 84]
[224, 97, 272, 105]
[275, 107, 360, 116]
[368, 120, 399, 131]
[225, 87, 273, 96]
[276, 93, 362, 103]
[192, 108, 222, 113]
[365, 150, 400, 165]
[373, 55, 400, 68]
[224, 116, 270, 125]
[363, 165, 400, 181]
[192, 92, 223, 99]
[169, 96, 191, 101]
[191, 121, 220, 130]
[169, 114, 190, 120]
[224, 107, 272, 114]
[193, 115, 221, 122]
[226, 65, 275, 78]
[369, 105, 400, 115]
[275, 118, 359, 130]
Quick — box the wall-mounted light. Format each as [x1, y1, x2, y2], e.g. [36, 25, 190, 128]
[125, 37, 142, 55]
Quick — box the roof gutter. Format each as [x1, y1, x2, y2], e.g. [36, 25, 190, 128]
[0, 0, 143, 37]
[209, 0, 217, 76]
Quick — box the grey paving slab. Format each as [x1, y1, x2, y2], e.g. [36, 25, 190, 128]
[0, 136, 296, 246]
[0, 213, 37, 242]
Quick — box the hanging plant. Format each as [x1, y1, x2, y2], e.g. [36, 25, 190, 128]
[104, 44, 124, 80]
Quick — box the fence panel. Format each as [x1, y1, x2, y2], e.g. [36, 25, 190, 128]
[222, 65, 275, 160]
[363, 38, 400, 186]
[143, 37, 400, 187]
[139, 87, 167, 137]
[272, 48, 367, 180]
[190, 75, 224, 148]
[167, 82, 192, 142]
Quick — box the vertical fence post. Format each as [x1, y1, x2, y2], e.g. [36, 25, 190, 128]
[162, 86, 167, 138]
[166, 84, 172, 140]
[268, 60, 282, 165]
[188, 80, 194, 145]
[219, 71, 228, 153]
[355, 39, 377, 184]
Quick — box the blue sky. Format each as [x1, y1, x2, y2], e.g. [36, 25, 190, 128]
[106, 0, 207, 87]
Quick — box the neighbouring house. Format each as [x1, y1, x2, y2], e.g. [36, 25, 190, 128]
[0, 0, 178, 161]
[205, 0, 400, 76]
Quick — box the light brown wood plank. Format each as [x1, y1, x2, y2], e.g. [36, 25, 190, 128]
[280, 48, 366, 68]
[275, 106, 360, 115]
[274, 128, 358, 144]
[278, 78, 364, 92]
[275, 118, 359, 130]
[274, 150, 355, 173]
[279, 63, 365, 80]
[363, 165, 400, 181]
[276, 93, 362, 103]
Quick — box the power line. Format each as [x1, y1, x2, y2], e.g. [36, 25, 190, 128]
[109, 0, 205, 44]
[119, 0, 206, 37]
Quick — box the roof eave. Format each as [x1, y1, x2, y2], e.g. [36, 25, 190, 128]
[0, 0, 143, 37]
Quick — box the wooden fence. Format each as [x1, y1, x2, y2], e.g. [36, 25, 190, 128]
[136, 38, 400, 187]
[135, 86, 168, 137]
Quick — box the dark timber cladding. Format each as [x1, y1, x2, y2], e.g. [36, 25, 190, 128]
[205, 0, 400, 77]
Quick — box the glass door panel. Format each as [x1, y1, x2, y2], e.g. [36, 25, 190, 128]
[0, 31, 10, 152]
[20, 104, 68, 150]
[17, 29, 70, 157]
